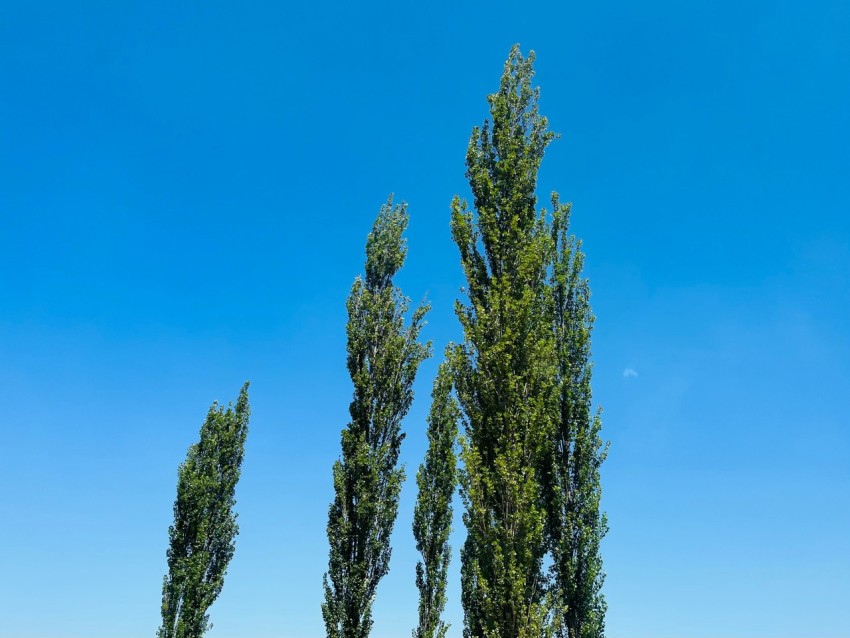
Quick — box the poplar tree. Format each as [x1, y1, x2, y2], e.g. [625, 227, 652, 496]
[450, 46, 560, 638]
[323, 198, 431, 638]
[158, 382, 251, 638]
[412, 361, 459, 638]
[545, 201, 608, 638]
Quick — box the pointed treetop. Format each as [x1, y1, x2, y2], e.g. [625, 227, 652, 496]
[365, 195, 409, 290]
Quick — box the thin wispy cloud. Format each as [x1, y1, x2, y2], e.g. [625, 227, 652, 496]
[623, 368, 639, 378]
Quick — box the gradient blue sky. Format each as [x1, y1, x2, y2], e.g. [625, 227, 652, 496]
[1, 2, 849, 637]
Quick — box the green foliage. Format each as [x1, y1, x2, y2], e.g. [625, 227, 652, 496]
[158, 382, 251, 638]
[323, 198, 431, 638]
[452, 44, 609, 638]
[544, 200, 608, 638]
[451, 45, 560, 638]
[413, 360, 460, 638]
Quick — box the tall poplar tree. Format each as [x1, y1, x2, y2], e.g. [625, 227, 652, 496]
[323, 198, 431, 638]
[450, 46, 560, 638]
[545, 201, 608, 638]
[412, 360, 459, 638]
[158, 382, 250, 638]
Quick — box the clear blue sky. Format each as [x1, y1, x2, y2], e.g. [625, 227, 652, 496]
[1, 2, 848, 637]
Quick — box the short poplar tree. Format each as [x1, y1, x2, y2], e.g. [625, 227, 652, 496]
[412, 360, 459, 638]
[158, 382, 250, 638]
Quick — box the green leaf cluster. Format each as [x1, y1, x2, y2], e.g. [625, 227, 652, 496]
[158, 382, 251, 638]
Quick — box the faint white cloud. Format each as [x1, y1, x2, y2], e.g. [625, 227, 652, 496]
[623, 368, 639, 378]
